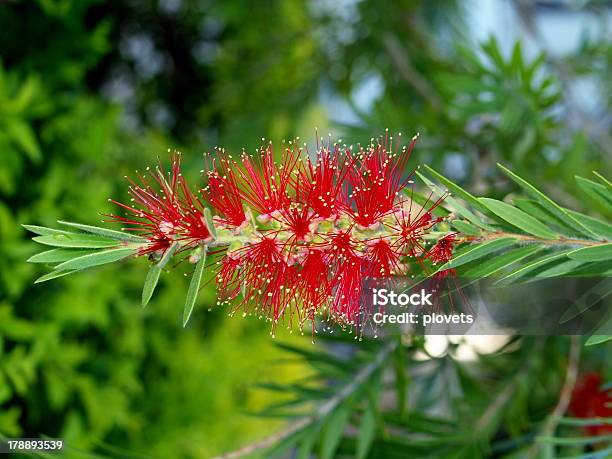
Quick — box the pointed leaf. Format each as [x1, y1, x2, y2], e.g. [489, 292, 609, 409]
[498, 164, 598, 239]
[495, 252, 571, 285]
[592, 171, 612, 190]
[585, 335, 612, 346]
[27, 248, 98, 264]
[55, 247, 135, 271]
[576, 176, 612, 214]
[142, 242, 179, 306]
[34, 270, 77, 284]
[58, 220, 145, 243]
[183, 247, 207, 326]
[32, 234, 121, 248]
[423, 165, 497, 218]
[479, 198, 558, 239]
[142, 266, 162, 307]
[22, 225, 75, 237]
[565, 209, 612, 239]
[416, 171, 495, 230]
[463, 245, 543, 278]
[567, 244, 612, 262]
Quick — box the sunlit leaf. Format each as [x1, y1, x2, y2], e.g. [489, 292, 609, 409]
[478, 198, 558, 240]
[58, 220, 145, 243]
[183, 247, 207, 326]
[55, 247, 136, 271]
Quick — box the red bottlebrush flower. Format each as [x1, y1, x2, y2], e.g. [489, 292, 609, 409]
[569, 372, 612, 436]
[275, 203, 318, 243]
[347, 134, 417, 228]
[296, 144, 351, 219]
[325, 230, 364, 325]
[296, 249, 332, 314]
[223, 236, 301, 330]
[388, 202, 443, 260]
[427, 233, 456, 265]
[216, 254, 243, 302]
[110, 154, 211, 255]
[202, 153, 248, 228]
[234, 143, 299, 219]
[364, 238, 404, 278]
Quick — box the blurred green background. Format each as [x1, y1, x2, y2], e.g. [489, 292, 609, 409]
[0, 0, 610, 457]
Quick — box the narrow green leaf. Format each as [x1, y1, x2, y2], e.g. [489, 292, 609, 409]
[27, 248, 98, 264]
[478, 198, 558, 240]
[416, 171, 495, 230]
[22, 224, 75, 237]
[567, 244, 612, 262]
[58, 220, 145, 243]
[532, 259, 586, 278]
[320, 403, 351, 459]
[142, 266, 162, 307]
[32, 234, 121, 248]
[565, 209, 612, 239]
[356, 399, 377, 459]
[593, 171, 612, 190]
[498, 164, 598, 239]
[463, 245, 543, 278]
[423, 165, 496, 218]
[495, 252, 570, 285]
[576, 176, 612, 214]
[183, 247, 208, 326]
[142, 242, 180, 306]
[439, 237, 516, 270]
[34, 270, 77, 284]
[55, 247, 135, 271]
[452, 220, 480, 236]
[514, 199, 579, 236]
[585, 335, 612, 346]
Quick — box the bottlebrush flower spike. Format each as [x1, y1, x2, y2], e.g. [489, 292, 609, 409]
[26, 133, 453, 334]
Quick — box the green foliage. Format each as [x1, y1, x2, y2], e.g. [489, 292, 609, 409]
[422, 166, 612, 283]
[252, 334, 612, 459]
[3, 1, 612, 458]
